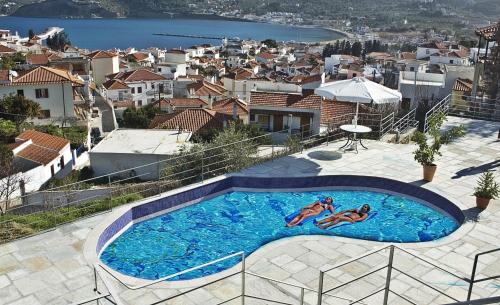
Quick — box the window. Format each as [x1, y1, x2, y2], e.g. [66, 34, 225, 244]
[60, 156, 65, 169]
[131, 87, 135, 94]
[38, 110, 51, 119]
[250, 114, 256, 121]
[159, 84, 164, 93]
[35, 88, 49, 98]
[151, 83, 155, 89]
[17, 89, 24, 96]
[426, 49, 430, 54]
[409, 67, 415, 72]
[137, 87, 142, 94]
[137, 100, 143, 107]
[449, 60, 454, 64]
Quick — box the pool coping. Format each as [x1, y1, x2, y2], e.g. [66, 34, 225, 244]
[83, 172, 474, 289]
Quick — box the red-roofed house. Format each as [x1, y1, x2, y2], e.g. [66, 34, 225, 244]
[4, 130, 73, 195]
[87, 50, 119, 84]
[249, 91, 322, 134]
[152, 108, 225, 133]
[105, 68, 173, 107]
[0, 44, 16, 56]
[0, 66, 86, 125]
[187, 80, 226, 102]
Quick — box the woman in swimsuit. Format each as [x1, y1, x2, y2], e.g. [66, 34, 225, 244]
[315, 204, 371, 229]
[286, 197, 335, 227]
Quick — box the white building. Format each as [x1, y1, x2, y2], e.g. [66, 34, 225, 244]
[89, 129, 191, 180]
[6, 130, 73, 195]
[0, 67, 86, 126]
[87, 50, 120, 85]
[164, 49, 190, 64]
[156, 62, 187, 79]
[106, 69, 173, 107]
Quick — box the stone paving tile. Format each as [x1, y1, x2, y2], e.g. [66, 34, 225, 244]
[0, 117, 499, 305]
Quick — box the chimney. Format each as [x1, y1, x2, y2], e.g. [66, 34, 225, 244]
[232, 99, 238, 120]
[208, 94, 213, 109]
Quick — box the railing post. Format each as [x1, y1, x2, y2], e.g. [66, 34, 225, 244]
[241, 253, 246, 305]
[201, 152, 204, 182]
[317, 270, 324, 305]
[467, 254, 479, 301]
[93, 266, 98, 292]
[107, 175, 112, 210]
[300, 287, 305, 305]
[271, 143, 274, 161]
[383, 245, 395, 305]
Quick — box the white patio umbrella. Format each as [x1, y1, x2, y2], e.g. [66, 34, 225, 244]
[314, 77, 402, 127]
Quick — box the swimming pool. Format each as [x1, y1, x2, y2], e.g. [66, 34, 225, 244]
[98, 179, 461, 281]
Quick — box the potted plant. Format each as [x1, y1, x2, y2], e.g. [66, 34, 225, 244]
[474, 172, 499, 209]
[413, 112, 465, 182]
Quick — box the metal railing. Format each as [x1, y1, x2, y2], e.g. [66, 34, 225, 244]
[467, 248, 500, 301]
[379, 112, 395, 139]
[89, 251, 359, 305]
[392, 108, 418, 135]
[316, 245, 472, 305]
[424, 94, 451, 133]
[75, 245, 500, 305]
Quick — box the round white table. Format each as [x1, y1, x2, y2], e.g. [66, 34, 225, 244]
[339, 124, 372, 153]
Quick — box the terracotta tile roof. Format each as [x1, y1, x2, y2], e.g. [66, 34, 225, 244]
[87, 50, 117, 59]
[250, 91, 321, 110]
[17, 129, 69, 151]
[149, 112, 177, 128]
[400, 52, 416, 60]
[111, 69, 166, 82]
[420, 41, 447, 50]
[152, 98, 207, 108]
[212, 97, 249, 115]
[225, 67, 254, 80]
[13, 130, 69, 165]
[11, 66, 84, 86]
[187, 80, 226, 96]
[102, 79, 130, 90]
[155, 109, 223, 132]
[287, 74, 322, 85]
[26, 53, 49, 65]
[168, 49, 187, 54]
[257, 52, 275, 60]
[129, 52, 150, 62]
[0, 44, 16, 54]
[320, 100, 357, 124]
[453, 78, 473, 92]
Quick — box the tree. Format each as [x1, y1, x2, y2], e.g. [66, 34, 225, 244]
[0, 119, 16, 143]
[46, 31, 71, 51]
[351, 41, 362, 57]
[0, 95, 41, 126]
[261, 39, 278, 49]
[121, 104, 160, 128]
[28, 29, 35, 39]
[0, 144, 23, 214]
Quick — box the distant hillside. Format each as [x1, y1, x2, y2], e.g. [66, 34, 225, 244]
[5, 0, 499, 24]
[11, 0, 119, 18]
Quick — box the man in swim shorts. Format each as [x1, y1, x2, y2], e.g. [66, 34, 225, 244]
[286, 196, 335, 227]
[315, 204, 370, 229]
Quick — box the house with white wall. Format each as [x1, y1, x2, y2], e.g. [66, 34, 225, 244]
[249, 91, 322, 134]
[0, 67, 86, 126]
[6, 130, 73, 195]
[87, 50, 119, 85]
[165, 49, 190, 64]
[156, 62, 187, 79]
[106, 69, 173, 107]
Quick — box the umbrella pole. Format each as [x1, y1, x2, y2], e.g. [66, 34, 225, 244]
[354, 102, 359, 140]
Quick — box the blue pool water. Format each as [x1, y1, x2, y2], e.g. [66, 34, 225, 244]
[100, 190, 459, 280]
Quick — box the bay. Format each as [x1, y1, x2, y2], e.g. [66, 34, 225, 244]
[0, 16, 343, 50]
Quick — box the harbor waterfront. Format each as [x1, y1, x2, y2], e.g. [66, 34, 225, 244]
[0, 16, 344, 49]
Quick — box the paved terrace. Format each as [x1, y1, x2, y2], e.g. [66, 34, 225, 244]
[0, 117, 499, 305]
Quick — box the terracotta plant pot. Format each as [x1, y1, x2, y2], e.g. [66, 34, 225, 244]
[423, 164, 437, 182]
[476, 197, 491, 210]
